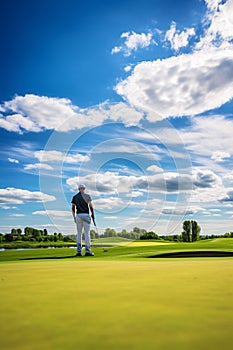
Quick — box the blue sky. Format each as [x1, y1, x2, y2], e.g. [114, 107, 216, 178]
[1, 0, 233, 235]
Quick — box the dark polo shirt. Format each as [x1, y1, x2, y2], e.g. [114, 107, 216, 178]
[71, 192, 92, 214]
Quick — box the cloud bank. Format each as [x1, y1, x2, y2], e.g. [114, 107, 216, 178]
[0, 188, 56, 204]
[0, 96, 144, 133]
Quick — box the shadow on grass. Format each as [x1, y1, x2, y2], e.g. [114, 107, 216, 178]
[149, 251, 233, 258]
[21, 255, 78, 260]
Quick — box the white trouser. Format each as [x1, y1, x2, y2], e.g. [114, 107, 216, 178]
[76, 213, 91, 253]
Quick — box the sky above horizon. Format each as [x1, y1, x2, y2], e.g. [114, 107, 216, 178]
[1, 0, 233, 235]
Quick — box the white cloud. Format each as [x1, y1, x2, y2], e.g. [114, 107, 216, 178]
[204, 0, 222, 11]
[126, 191, 144, 198]
[24, 163, 53, 171]
[162, 205, 204, 216]
[165, 21, 195, 51]
[0, 188, 56, 204]
[103, 216, 118, 220]
[223, 173, 233, 181]
[124, 65, 132, 72]
[66, 168, 221, 196]
[32, 210, 71, 217]
[115, 1, 233, 119]
[219, 188, 233, 202]
[147, 165, 163, 173]
[197, 0, 233, 50]
[111, 46, 121, 54]
[0, 206, 11, 209]
[192, 168, 222, 188]
[116, 47, 233, 118]
[0, 113, 40, 133]
[179, 116, 233, 157]
[94, 197, 124, 210]
[8, 158, 19, 164]
[111, 31, 153, 56]
[89, 138, 161, 160]
[35, 150, 63, 162]
[0, 95, 144, 133]
[211, 151, 231, 162]
[11, 214, 25, 217]
[35, 150, 90, 164]
[106, 102, 143, 126]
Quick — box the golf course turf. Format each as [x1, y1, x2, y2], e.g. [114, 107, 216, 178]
[0, 238, 233, 350]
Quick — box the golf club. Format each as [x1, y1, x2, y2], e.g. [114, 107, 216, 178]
[92, 217, 99, 236]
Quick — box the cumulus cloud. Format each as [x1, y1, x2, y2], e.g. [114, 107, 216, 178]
[94, 197, 125, 210]
[219, 189, 233, 202]
[124, 65, 132, 72]
[126, 191, 144, 198]
[8, 158, 19, 164]
[0, 113, 41, 133]
[35, 150, 90, 164]
[211, 151, 231, 162]
[66, 168, 221, 195]
[111, 31, 153, 56]
[146, 165, 163, 173]
[24, 163, 53, 171]
[88, 138, 161, 161]
[162, 205, 203, 216]
[116, 47, 233, 118]
[115, 0, 233, 119]
[0, 188, 56, 204]
[0, 95, 144, 133]
[165, 21, 195, 51]
[193, 168, 222, 188]
[197, 0, 233, 49]
[11, 214, 25, 217]
[32, 210, 71, 217]
[179, 116, 233, 157]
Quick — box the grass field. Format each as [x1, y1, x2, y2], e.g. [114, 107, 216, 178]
[0, 239, 233, 350]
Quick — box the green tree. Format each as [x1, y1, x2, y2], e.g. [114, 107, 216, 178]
[104, 228, 116, 237]
[182, 221, 191, 242]
[191, 220, 201, 242]
[58, 232, 63, 241]
[90, 230, 99, 239]
[119, 229, 128, 238]
[24, 227, 33, 237]
[5, 233, 14, 242]
[140, 231, 159, 240]
[182, 220, 201, 242]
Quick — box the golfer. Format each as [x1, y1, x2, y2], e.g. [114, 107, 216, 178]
[71, 184, 95, 256]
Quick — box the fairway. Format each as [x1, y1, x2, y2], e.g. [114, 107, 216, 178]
[1, 258, 233, 350]
[126, 241, 175, 247]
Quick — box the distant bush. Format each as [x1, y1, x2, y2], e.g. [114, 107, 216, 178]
[140, 232, 160, 240]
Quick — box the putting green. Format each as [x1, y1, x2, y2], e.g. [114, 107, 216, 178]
[0, 259, 232, 350]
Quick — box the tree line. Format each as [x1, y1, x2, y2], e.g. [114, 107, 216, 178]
[0, 227, 73, 243]
[1, 221, 233, 244]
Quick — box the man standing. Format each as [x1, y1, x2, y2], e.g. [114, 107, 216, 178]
[72, 184, 95, 256]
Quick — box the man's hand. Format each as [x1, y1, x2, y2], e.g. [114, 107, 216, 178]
[72, 203, 76, 224]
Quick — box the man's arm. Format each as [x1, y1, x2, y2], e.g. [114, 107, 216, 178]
[72, 203, 76, 223]
[89, 201, 95, 221]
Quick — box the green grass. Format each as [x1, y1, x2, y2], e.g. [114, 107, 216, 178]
[0, 238, 233, 349]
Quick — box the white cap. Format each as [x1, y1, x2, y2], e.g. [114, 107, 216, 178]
[78, 184, 86, 190]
